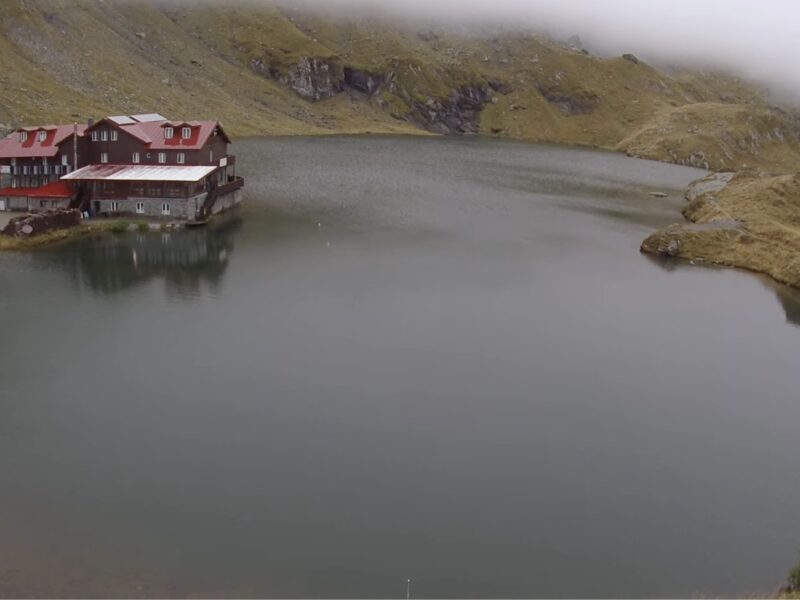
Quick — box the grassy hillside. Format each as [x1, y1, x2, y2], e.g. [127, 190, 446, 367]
[1, 0, 799, 175]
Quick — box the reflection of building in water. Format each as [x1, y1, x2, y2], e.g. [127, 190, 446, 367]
[53, 214, 242, 297]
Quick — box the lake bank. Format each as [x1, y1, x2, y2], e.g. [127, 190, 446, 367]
[642, 171, 800, 288]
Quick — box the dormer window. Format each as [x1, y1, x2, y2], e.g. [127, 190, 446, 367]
[38, 131, 47, 142]
[164, 127, 174, 139]
[20, 131, 28, 143]
[181, 127, 192, 139]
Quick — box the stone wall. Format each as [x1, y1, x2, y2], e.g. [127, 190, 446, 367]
[94, 194, 206, 220]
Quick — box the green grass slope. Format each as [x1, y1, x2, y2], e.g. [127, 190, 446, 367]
[0, 0, 799, 174]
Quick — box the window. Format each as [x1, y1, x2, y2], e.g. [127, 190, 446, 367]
[101, 153, 109, 164]
[54, 165, 61, 175]
[158, 152, 166, 164]
[22, 166, 29, 175]
[40, 200, 47, 209]
[38, 131, 47, 142]
[110, 129, 118, 142]
[132, 152, 140, 164]
[181, 127, 191, 139]
[177, 153, 185, 164]
[20, 131, 28, 143]
[33, 165, 40, 175]
[101, 129, 108, 142]
[161, 202, 171, 216]
[135, 202, 145, 214]
[91, 131, 98, 142]
[62, 155, 69, 166]
[164, 127, 174, 139]
[110, 201, 119, 212]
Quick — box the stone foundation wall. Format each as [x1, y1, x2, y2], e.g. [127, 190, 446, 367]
[94, 194, 206, 220]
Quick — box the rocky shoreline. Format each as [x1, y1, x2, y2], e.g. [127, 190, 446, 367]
[641, 171, 800, 288]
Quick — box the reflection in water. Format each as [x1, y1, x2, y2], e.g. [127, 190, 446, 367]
[645, 253, 800, 327]
[767, 279, 800, 327]
[45, 214, 242, 298]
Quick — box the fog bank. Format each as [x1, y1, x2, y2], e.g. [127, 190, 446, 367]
[279, 0, 800, 101]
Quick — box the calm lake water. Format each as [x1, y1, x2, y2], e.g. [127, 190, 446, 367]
[2, 136, 800, 598]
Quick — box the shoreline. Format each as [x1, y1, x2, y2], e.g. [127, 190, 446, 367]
[0, 219, 179, 252]
[641, 171, 800, 289]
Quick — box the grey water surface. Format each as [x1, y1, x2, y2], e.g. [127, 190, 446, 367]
[2, 136, 800, 598]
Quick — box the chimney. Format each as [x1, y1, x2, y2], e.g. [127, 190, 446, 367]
[87, 118, 95, 128]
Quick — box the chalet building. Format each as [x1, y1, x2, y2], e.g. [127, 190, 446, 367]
[0, 123, 87, 212]
[0, 113, 243, 221]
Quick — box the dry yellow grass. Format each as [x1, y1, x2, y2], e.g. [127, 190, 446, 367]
[642, 173, 800, 287]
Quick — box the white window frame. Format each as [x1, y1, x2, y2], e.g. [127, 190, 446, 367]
[135, 202, 145, 214]
[54, 165, 61, 175]
[100, 153, 109, 164]
[22, 166, 30, 175]
[158, 152, 166, 164]
[38, 131, 47, 142]
[132, 152, 140, 164]
[91, 130, 99, 142]
[110, 129, 118, 142]
[177, 153, 185, 164]
[110, 201, 120, 212]
[62, 155, 69, 166]
[181, 127, 191, 139]
[164, 127, 174, 139]
[20, 131, 28, 143]
[161, 202, 171, 216]
[33, 165, 40, 175]
[101, 129, 108, 142]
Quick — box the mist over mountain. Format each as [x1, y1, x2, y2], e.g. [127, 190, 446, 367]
[1, 0, 799, 174]
[276, 0, 800, 102]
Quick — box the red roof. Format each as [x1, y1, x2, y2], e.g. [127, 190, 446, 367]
[89, 117, 230, 150]
[0, 124, 87, 159]
[0, 181, 73, 198]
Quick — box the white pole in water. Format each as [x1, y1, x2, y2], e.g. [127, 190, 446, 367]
[406, 578, 411, 600]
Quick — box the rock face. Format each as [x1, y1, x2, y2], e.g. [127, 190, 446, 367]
[252, 57, 344, 101]
[2, 209, 81, 238]
[251, 54, 491, 134]
[343, 67, 384, 95]
[410, 85, 492, 134]
[537, 85, 600, 115]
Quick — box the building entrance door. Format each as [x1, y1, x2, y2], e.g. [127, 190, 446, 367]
[93, 201, 101, 215]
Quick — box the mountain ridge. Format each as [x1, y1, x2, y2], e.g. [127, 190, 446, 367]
[2, 0, 799, 174]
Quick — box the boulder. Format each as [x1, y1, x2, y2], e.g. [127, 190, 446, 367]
[2, 209, 82, 238]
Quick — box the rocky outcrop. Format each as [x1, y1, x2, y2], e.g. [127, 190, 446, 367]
[251, 57, 344, 101]
[537, 85, 600, 115]
[343, 67, 384, 95]
[2, 209, 81, 238]
[409, 85, 492, 134]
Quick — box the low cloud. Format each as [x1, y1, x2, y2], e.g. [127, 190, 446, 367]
[277, 0, 800, 102]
